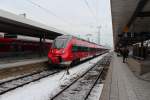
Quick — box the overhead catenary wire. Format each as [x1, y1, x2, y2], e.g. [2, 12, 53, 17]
[83, 0, 99, 25]
[83, 0, 101, 44]
[26, 0, 72, 25]
[95, 0, 99, 22]
[88, 0, 99, 22]
[26, 0, 99, 36]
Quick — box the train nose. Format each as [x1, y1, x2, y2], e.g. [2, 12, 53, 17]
[51, 49, 64, 55]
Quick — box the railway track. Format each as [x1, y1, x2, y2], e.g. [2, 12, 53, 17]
[0, 69, 61, 95]
[0, 52, 110, 96]
[50, 54, 112, 100]
[0, 56, 97, 95]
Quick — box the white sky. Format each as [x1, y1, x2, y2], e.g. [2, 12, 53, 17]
[0, 0, 113, 47]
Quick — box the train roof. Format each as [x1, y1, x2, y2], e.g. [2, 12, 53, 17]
[56, 35, 73, 39]
[57, 35, 106, 48]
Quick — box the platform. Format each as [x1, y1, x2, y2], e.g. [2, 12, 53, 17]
[127, 57, 150, 75]
[0, 57, 48, 80]
[100, 53, 150, 100]
[0, 57, 48, 70]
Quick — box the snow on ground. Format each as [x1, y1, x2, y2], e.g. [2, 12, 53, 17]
[87, 84, 104, 100]
[0, 53, 107, 100]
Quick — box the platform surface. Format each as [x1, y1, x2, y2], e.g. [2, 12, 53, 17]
[0, 57, 48, 70]
[101, 53, 150, 100]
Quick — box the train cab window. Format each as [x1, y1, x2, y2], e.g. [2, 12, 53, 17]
[52, 38, 70, 49]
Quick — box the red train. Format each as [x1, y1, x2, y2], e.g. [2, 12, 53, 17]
[0, 37, 52, 58]
[48, 35, 108, 66]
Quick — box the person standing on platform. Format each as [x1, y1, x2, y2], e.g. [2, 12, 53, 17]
[122, 47, 129, 63]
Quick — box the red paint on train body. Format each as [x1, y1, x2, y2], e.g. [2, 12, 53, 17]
[48, 35, 108, 66]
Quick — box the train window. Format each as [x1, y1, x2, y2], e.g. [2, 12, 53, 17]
[0, 43, 7, 48]
[72, 45, 78, 52]
[80, 46, 88, 52]
[52, 38, 69, 49]
[78, 46, 84, 52]
[82, 46, 85, 51]
[79, 46, 82, 51]
[72, 45, 90, 52]
[84, 47, 88, 52]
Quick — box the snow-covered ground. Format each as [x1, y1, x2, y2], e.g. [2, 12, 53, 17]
[0, 53, 107, 100]
[87, 84, 104, 100]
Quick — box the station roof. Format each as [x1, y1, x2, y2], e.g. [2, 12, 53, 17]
[0, 9, 65, 39]
[111, 0, 150, 47]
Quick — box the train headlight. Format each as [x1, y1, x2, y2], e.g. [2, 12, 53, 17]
[62, 50, 65, 54]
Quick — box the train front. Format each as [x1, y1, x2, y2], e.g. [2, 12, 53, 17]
[48, 36, 72, 66]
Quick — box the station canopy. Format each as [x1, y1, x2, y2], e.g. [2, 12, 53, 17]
[111, 0, 150, 47]
[0, 9, 65, 39]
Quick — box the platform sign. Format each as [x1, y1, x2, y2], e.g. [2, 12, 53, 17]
[123, 26, 129, 32]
